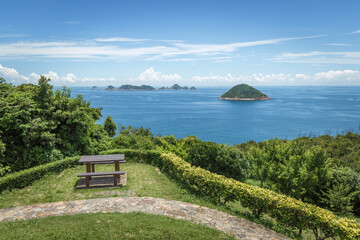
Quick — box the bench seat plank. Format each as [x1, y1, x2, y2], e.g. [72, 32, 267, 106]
[77, 171, 125, 177]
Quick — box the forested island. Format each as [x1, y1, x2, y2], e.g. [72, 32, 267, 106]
[98, 84, 196, 91]
[220, 84, 271, 100]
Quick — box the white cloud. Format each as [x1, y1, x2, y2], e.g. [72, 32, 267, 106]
[351, 29, 360, 34]
[274, 51, 360, 65]
[0, 64, 81, 85]
[0, 35, 324, 61]
[192, 70, 360, 86]
[2, 65, 359, 86]
[95, 37, 149, 42]
[0, 34, 27, 38]
[327, 43, 352, 47]
[0, 65, 182, 86]
[137, 67, 182, 83]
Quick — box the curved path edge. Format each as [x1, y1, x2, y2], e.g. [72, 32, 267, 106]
[0, 197, 289, 240]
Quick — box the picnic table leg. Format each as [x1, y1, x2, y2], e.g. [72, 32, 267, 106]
[115, 161, 120, 182]
[91, 164, 95, 172]
[114, 175, 118, 186]
[86, 163, 91, 186]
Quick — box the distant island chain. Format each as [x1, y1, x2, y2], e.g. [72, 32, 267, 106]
[92, 84, 196, 91]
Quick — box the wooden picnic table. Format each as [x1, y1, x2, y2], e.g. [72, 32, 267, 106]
[78, 154, 126, 187]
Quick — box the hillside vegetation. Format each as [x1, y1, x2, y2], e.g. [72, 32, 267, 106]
[0, 77, 109, 174]
[1, 77, 360, 239]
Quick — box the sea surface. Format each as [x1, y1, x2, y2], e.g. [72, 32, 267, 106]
[66, 86, 360, 145]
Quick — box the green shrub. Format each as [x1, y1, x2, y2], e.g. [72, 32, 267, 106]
[183, 140, 251, 182]
[330, 167, 360, 216]
[100, 148, 164, 167]
[0, 156, 80, 193]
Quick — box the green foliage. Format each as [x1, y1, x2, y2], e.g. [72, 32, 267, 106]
[330, 167, 360, 216]
[111, 126, 157, 150]
[0, 156, 80, 193]
[321, 183, 359, 214]
[104, 115, 117, 137]
[220, 84, 268, 99]
[0, 163, 10, 177]
[248, 139, 333, 204]
[182, 138, 251, 182]
[0, 77, 110, 171]
[238, 133, 360, 216]
[239, 131, 360, 172]
[160, 152, 360, 240]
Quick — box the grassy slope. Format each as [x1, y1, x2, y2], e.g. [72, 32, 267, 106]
[221, 84, 267, 98]
[0, 212, 234, 240]
[0, 161, 320, 239]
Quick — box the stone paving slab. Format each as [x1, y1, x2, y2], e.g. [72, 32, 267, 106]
[0, 197, 290, 240]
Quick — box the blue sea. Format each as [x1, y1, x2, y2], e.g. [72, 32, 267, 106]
[67, 86, 360, 145]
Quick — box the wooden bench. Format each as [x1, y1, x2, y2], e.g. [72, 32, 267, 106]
[77, 171, 126, 187]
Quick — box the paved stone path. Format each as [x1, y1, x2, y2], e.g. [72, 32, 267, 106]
[0, 197, 290, 240]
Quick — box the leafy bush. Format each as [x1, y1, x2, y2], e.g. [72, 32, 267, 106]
[0, 156, 80, 193]
[183, 138, 251, 182]
[104, 116, 117, 137]
[100, 148, 164, 167]
[329, 167, 360, 216]
[238, 131, 360, 172]
[247, 139, 333, 204]
[111, 126, 156, 150]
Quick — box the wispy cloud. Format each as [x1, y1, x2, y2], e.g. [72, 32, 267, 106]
[0, 34, 324, 61]
[0, 33, 27, 38]
[350, 29, 360, 34]
[274, 51, 360, 65]
[95, 37, 150, 42]
[327, 43, 352, 47]
[63, 21, 80, 25]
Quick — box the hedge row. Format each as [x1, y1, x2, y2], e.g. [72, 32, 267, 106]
[101, 149, 359, 239]
[159, 152, 360, 240]
[0, 156, 80, 193]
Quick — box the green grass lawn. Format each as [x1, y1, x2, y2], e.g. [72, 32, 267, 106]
[0, 212, 234, 240]
[0, 162, 214, 209]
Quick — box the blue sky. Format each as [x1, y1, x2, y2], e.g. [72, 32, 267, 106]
[0, 0, 359, 86]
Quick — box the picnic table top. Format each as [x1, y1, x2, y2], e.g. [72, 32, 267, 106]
[79, 154, 125, 163]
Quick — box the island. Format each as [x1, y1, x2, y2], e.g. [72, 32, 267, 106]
[96, 84, 196, 91]
[159, 84, 196, 90]
[219, 84, 272, 101]
[117, 84, 155, 90]
[105, 85, 115, 91]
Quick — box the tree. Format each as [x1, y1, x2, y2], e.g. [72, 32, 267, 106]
[104, 116, 117, 137]
[0, 77, 110, 171]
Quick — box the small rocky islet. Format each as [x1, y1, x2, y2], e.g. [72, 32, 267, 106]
[93, 84, 196, 91]
[220, 84, 272, 101]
